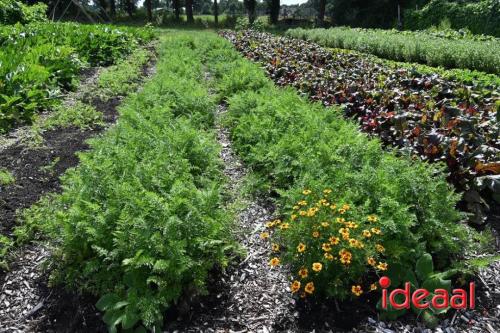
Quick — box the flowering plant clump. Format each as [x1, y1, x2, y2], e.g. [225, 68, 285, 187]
[267, 188, 389, 300]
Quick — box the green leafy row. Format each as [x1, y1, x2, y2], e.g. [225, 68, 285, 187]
[0, 0, 47, 25]
[287, 26, 500, 74]
[0, 22, 155, 133]
[207, 36, 469, 272]
[17, 33, 234, 331]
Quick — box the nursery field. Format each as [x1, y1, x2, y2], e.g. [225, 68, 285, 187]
[0, 24, 499, 333]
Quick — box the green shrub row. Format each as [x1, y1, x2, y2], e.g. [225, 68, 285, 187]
[0, 22, 155, 133]
[0, 0, 47, 25]
[206, 37, 468, 273]
[286, 27, 500, 74]
[17, 33, 234, 331]
[404, 0, 500, 37]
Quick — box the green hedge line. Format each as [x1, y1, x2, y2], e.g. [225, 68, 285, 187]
[18, 33, 234, 331]
[404, 0, 500, 37]
[207, 36, 467, 271]
[286, 27, 500, 74]
[0, 0, 47, 25]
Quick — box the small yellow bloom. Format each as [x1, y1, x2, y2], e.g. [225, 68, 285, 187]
[273, 219, 282, 224]
[303, 189, 312, 195]
[324, 253, 334, 261]
[298, 268, 308, 279]
[351, 285, 363, 296]
[312, 262, 323, 272]
[362, 230, 372, 238]
[321, 222, 329, 228]
[375, 244, 385, 253]
[260, 232, 270, 240]
[338, 208, 346, 214]
[299, 210, 307, 216]
[346, 222, 358, 229]
[269, 257, 280, 267]
[272, 243, 280, 252]
[329, 236, 340, 245]
[323, 189, 332, 194]
[335, 217, 345, 224]
[370, 283, 377, 291]
[300, 292, 306, 298]
[342, 204, 350, 211]
[297, 243, 306, 253]
[367, 215, 378, 223]
[304, 282, 315, 294]
[349, 238, 358, 247]
[330, 204, 337, 210]
[322, 243, 332, 252]
[291, 214, 297, 221]
[291, 280, 301, 293]
[367, 257, 376, 266]
[371, 227, 381, 235]
[312, 231, 320, 238]
[265, 222, 275, 228]
[377, 262, 388, 271]
[339, 227, 349, 234]
[280, 223, 290, 230]
[293, 205, 300, 210]
[298, 200, 307, 206]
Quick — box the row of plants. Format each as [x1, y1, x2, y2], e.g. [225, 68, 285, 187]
[0, 0, 47, 25]
[205, 35, 472, 325]
[220, 30, 499, 224]
[404, 0, 500, 37]
[286, 27, 500, 74]
[14, 33, 234, 331]
[0, 22, 155, 133]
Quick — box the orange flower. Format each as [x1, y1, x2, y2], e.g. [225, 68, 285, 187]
[298, 268, 308, 279]
[351, 285, 363, 296]
[349, 238, 357, 247]
[346, 222, 358, 229]
[375, 244, 385, 253]
[362, 230, 372, 238]
[377, 262, 388, 271]
[304, 282, 315, 294]
[329, 236, 340, 245]
[269, 257, 280, 267]
[371, 227, 381, 235]
[339, 227, 349, 234]
[291, 280, 301, 293]
[260, 232, 270, 240]
[312, 262, 323, 272]
[272, 243, 280, 252]
[367, 257, 376, 266]
[312, 231, 320, 238]
[280, 223, 290, 230]
[297, 243, 306, 253]
[322, 243, 332, 252]
[324, 253, 334, 261]
[342, 204, 350, 211]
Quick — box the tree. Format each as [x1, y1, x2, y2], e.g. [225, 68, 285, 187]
[317, 0, 326, 26]
[172, 0, 180, 20]
[145, 0, 152, 21]
[244, 0, 256, 23]
[186, 0, 194, 22]
[268, 0, 279, 24]
[123, 0, 136, 18]
[214, 0, 219, 25]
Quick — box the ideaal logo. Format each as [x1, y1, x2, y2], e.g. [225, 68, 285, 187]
[379, 276, 475, 310]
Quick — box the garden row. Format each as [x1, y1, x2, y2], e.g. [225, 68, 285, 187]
[0, 22, 155, 133]
[11, 31, 480, 330]
[221, 30, 499, 224]
[287, 27, 500, 74]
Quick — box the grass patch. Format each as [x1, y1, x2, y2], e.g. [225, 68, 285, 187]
[0, 168, 15, 186]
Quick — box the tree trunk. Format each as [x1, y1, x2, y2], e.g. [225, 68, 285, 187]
[214, 0, 219, 26]
[186, 0, 194, 23]
[172, 0, 180, 21]
[110, 0, 116, 18]
[244, 0, 256, 24]
[145, 0, 152, 22]
[317, 0, 326, 26]
[269, 0, 279, 25]
[125, 0, 134, 18]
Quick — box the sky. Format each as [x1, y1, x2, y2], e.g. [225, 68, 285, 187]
[133, 0, 309, 6]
